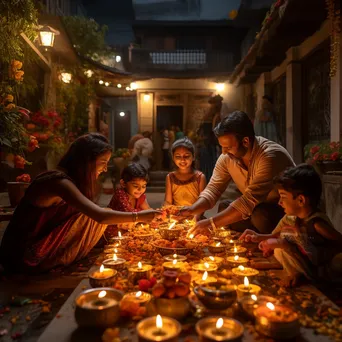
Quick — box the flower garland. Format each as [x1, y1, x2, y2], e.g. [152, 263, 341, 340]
[326, 0, 341, 77]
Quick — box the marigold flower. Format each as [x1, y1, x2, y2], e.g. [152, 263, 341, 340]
[26, 123, 36, 130]
[14, 155, 26, 169]
[11, 60, 23, 70]
[5, 94, 14, 102]
[14, 70, 24, 81]
[5, 103, 16, 110]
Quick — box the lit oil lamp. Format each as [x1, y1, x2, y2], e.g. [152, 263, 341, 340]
[226, 255, 249, 268]
[103, 244, 125, 255]
[238, 294, 278, 319]
[75, 288, 123, 328]
[232, 265, 259, 283]
[162, 259, 183, 272]
[128, 261, 153, 285]
[122, 291, 152, 306]
[236, 276, 261, 299]
[195, 271, 217, 285]
[196, 316, 244, 342]
[203, 255, 224, 266]
[192, 262, 218, 272]
[254, 302, 300, 339]
[227, 245, 246, 256]
[163, 253, 187, 262]
[103, 253, 126, 271]
[88, 264, 117, 288]
[159, 221, 183, 241]
[137, 314, 181, 342]
[208, 241, 226, 254]
[111, 230, 129, 244]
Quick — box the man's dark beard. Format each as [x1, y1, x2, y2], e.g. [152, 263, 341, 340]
[227, 143, 248, 161]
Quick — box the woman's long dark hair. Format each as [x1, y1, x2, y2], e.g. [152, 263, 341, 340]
[58, 133, 112, 200]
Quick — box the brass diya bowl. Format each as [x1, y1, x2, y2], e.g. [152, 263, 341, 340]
[196, 317, 244, 342]
[194, 286, 236, 311]
[88, 269, 117, 288]
[102, 258, 126, 271]
[152, 243, 194, 256]
[238, 295, 278, 319]
[208, 243, 226, 254]
[74, 288, 123, 328]
[159, 227, 184, 241]
[200, 281, 237, 299]
[146, 297, 191, 321]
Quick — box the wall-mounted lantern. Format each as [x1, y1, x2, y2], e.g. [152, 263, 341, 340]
[38, 25, 60, 50]
[60, 72, 72, 84]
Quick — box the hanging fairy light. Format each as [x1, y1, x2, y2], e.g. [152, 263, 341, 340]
[130, 82, 138, 90]
[99, 80, 104, 85]
[84, 69, 94, 78]
[105, 82, 110, 87]
[117, 84, 122, 88]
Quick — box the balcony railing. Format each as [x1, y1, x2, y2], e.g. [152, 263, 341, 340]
[130, 48, 234, 74]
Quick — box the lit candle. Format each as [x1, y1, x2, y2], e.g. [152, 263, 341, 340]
[88, 265, 117, 288]
[102, 253, 126, 271]
[168, 221, 176, 230]
[203, 256, 224, 265]
[192, 262, 218, 272]
[196, 270, 217, 285]
[128, 261, 153, 285]
[162, 259, 183, 272]
[81, 290, 118, 310]
[232, 266, 259, 278]
[188, 233, 194, 239]
[227, 245, 247, 255]
[236, 276, 261, 299]
[137, 315, 181, 342]
[163, 254, 187, 262]
[122, 291, 152, 305]
[226, 255, 249, 267]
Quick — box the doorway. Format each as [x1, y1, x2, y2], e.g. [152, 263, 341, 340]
[156, 106, 183, 131]
[114, 110, 131, 149]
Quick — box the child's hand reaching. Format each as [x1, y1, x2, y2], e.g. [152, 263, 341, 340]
[258, 238, 290, 257]
[239, 229, 262, 243]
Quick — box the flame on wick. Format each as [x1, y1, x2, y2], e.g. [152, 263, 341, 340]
[168, 222, 176, 230]
[114, 248, 118, 253]
[234, 246, 237, 253]
[216, 317, 224, 329]
[113, 254, 118, 261]
[156, 314, 163, 329]
[204, 262, 210, 269]
[173, 254, 177, 259]
[238, 265, 245, 271]
[100, 264, 104, 272]
[216, 242, 221, 247]
[189, 233, 194, 239]
[251, 294, 257, 301]
[202, 271, 208, 281]
[136, 291, 142, 298]
[234, 255, 239, 261]
[266, 302, 275, 311]
[98, 290, 106, 298]
[172, 259, 177, 265]
[118, 231, 122, 238]
[209, 256, 215, 261]
[229, 239, 234, 243]
[138, 261, 142, 269]
[244, 276, 249, 288]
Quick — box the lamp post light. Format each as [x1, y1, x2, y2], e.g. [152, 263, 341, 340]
[60, 72, 72, 84]
[38, 25, 60, 51]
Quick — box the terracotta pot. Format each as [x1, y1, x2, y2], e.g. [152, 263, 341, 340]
[7, 182, 30, 207]
[316, 161, 342, 174]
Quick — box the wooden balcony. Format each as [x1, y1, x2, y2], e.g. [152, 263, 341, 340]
[129, 48, 234, 77]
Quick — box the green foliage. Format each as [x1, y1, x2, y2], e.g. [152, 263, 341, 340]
[0, 0, 38, 63]
[63, 16, 110, 60]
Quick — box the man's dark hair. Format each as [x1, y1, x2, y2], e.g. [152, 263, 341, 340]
[274, 164, 322, 209]
[213, 111, 255, 142]
[121, 163, 149, 183]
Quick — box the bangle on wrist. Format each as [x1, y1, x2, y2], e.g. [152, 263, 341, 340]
[209, 217, 217, 234]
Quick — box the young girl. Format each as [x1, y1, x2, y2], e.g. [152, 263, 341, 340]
[240, 164, 342, 287]
[105, 163, 151, 240]
[164, 137, 206, 210]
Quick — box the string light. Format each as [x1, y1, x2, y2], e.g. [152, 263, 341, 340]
[117, 84, 122, 88]
[105, 82, 110, 87]
[99, 80, 104, 85]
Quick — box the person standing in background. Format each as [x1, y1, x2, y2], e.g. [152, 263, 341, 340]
[131, 131, 154, 171]
[161, 127, 170, 170]
[175, 126, 184, 140]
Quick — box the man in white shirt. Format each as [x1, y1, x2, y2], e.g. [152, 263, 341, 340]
[132, 131, 154, 171]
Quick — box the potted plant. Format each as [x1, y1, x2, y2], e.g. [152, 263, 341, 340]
[304, 141, 342, 174]
[7, 173, 31, 207]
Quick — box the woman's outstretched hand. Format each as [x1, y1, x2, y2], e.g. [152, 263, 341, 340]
[139, 209, 162, 222]
[239, 229, 261, 243]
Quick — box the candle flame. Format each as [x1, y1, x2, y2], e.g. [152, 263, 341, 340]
[114, 248, 118, 253]
[172, 259, 177, 265]
[251, 294, 257, 301]
[136, 291, 142, 298]
[244, 276, 249, 287]
[156, 314, 163, 329]
[238, 265, 245, 271]
[229, 239, 234, 243]
[216, 242, 221, 247]
[138, 261, 142, 269]
[234, 255, 239, 261]
[202, 271, 208, 281]
[204, 262, 210, 269]
[189, 233, 194, 239]
[118, 231, 122, 238]
[234, 246, 237, 253]
[168, 221, 176, 230]
[216, 317, 224, 329]
[100, 264, 104, 272]
[173, 254, 177, 259]
[266, 302, 275, 311]
[209, 256, 215, 261]
[113, 254, 118, 261]
[98, 290, 106, 298]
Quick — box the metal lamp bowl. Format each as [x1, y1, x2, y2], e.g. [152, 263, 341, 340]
[159, 227, 184, 241]
[200, 280, 237, 298]
[146, 296, 191, 321]
[75, 288, 123, 328]
[88, 269, 117, 288]
[152, 243, 194, 256]
[238, 295, 279, 319]
[194, 286, 237, 311]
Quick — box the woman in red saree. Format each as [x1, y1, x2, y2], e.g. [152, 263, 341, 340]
[0, 133, 159, 274]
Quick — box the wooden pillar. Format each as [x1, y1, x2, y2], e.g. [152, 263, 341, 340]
[330, 30, 342, 142]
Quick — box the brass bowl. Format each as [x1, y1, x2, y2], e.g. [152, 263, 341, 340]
[159, 227, 183, 241]
[208, 243, 226, 254]
[88, 269, 117, 288]
[200, 280, 237, 298]
[146, 297, 191, 321]
[152, 243, 194, 256]
[102, 258, 126, 271]
[196, 316, 244, 342]
[238, 295, 278, 319]
[194, 286, 237, 311]
[74, 288, 123, 328]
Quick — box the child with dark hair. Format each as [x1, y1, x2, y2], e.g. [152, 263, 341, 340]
[164, 138, 206, 210]
[240, 164, 342, 287]
[105, 163, 151, 239]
